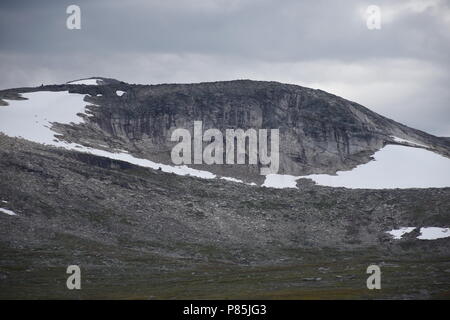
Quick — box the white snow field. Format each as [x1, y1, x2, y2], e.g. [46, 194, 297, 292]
[0, 91, 88, 144]
[302, 145, 450, 189]
[386, 227, 450, 240]
[116, 90, 126, 96]
[262, 174, 300, 189]
[391, 136, 428, 148]
[262, 144, 450, 189]
[220, 177, 244, 183]
[386, 227, 416, 239]
[0, 208, 17, 216]
[417, 227, 450, 240]
[67, 78, 101, 85]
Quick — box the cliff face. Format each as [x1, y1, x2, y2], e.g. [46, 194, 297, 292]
[2, 79, 449, 180]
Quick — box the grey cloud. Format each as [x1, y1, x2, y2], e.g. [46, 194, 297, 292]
[0, 0, 449, 135]
[1, 0, 449, 61]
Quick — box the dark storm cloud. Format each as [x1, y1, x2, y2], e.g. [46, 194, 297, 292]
[0, 0, 449, 135]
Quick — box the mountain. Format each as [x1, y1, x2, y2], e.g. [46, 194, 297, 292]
[1, 77, 449, 183]
[0, 78, 449, 299]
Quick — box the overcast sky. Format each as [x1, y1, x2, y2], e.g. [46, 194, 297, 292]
[0, 0, 449, 136]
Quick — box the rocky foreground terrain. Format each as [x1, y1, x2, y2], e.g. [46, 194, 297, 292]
[0, 134, 449, 299]
[0, 78, 449, 299]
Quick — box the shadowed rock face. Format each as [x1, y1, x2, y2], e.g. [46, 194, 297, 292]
[1, 78, 449, 181]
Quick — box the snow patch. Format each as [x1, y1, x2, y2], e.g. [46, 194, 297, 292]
[53, 142, 217, 179]
[68, 79, 101, 85]
[386, 227, 416, 239]
[417, 227, 450, 240]
[0, 91, 88, 145]
[221, 177, 244, 183]
[116, 90, 126, 96]
[386, 227, 450, 240]
[0, 208, 16, 216]
[391, 136, 428, 148]
[303, 145, 450, 189]
[262, 174, 299, 189]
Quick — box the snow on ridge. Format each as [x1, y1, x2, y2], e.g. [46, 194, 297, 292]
[301, 144, 450, 189]
[386, 227, 450, 240]
[417, 227, 450, 240]
[221, 177, 243, 183]
[386, 227, 416, 239]
[390, 136, 429, 148]
[67, 78, 101, 85]
[0, 208, 17, 216]
[262, 174, 299, 189]
[261, 144, 450, 189]
[75, 144, 216, 179]
[0, 91, 88, 145]
[116, 90, 126, 96]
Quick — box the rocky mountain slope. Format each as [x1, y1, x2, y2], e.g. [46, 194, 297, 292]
[1, 77, 449, 181]
[0, 134, 449, 299]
